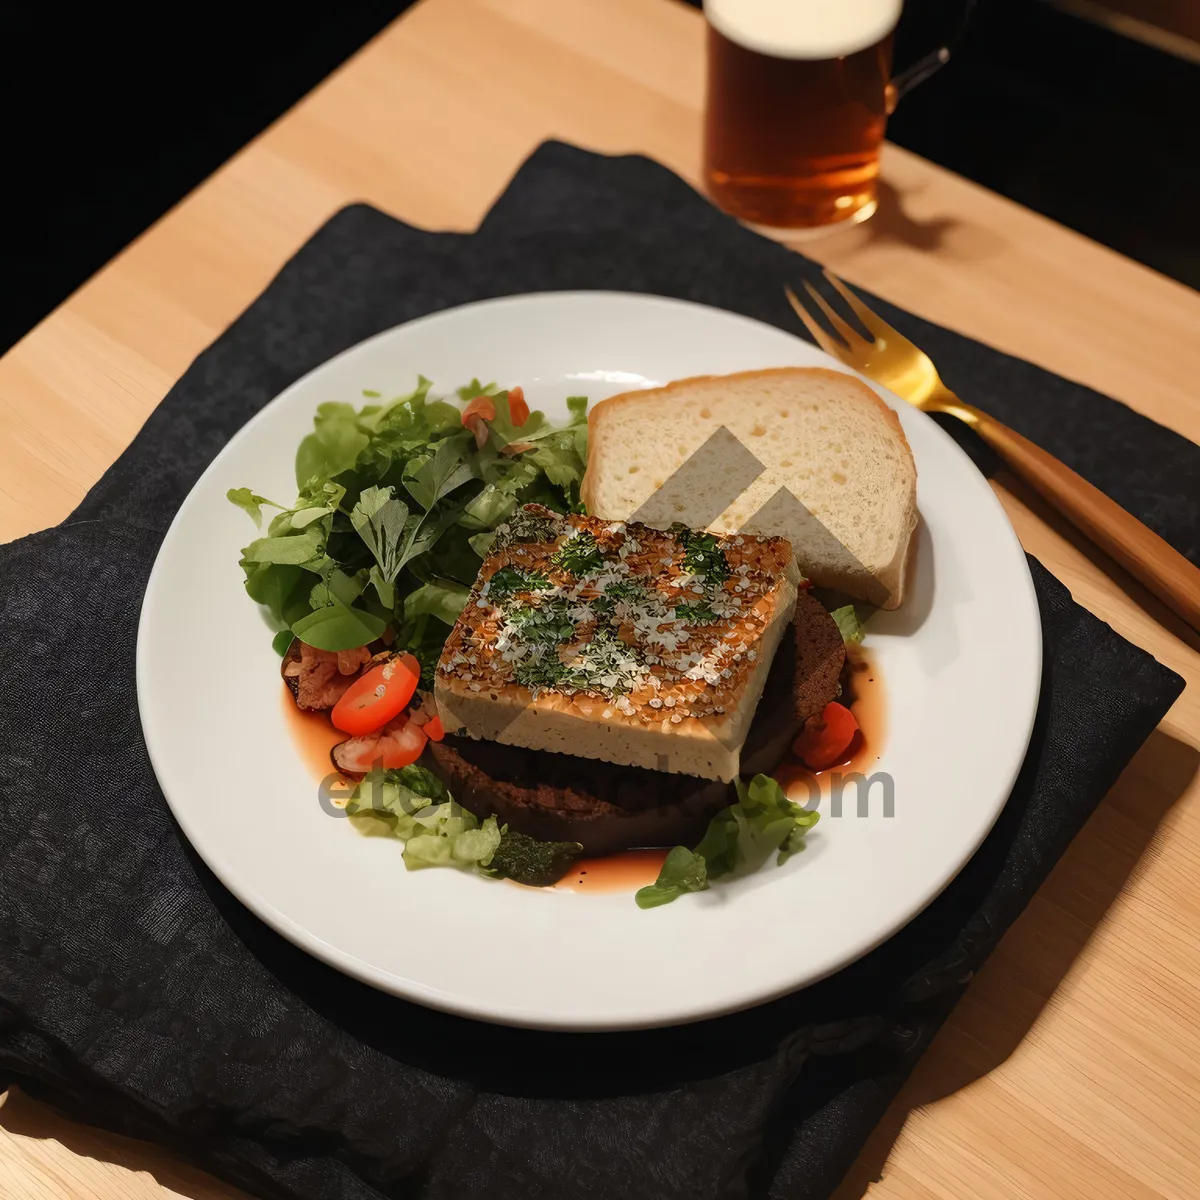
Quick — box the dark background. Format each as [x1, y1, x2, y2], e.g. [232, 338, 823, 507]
[1, 0, 1196, 356]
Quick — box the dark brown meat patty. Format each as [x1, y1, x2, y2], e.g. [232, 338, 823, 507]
[423, 591, 845, 855]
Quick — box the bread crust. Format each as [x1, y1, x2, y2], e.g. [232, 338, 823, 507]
[581, 367, 917, 608]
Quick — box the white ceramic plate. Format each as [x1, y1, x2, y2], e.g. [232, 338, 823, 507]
[138, 293, 1041, 1030]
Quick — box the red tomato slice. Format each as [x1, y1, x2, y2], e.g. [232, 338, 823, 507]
[330, 653, 421, 735]
[793, 701, 860, 770]
[423, 715, 445, 742]
[506, 385, 529, 427]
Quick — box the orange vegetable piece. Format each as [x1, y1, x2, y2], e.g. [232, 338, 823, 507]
[506, 385, 529, 426]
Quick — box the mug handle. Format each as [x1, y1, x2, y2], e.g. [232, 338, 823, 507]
[885, 47, 951, 114]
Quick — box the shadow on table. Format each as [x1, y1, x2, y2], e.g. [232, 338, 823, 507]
[824, 726, 1198, 1200]
[797, 177, 1006, 263]
[0, 1087, 248, 1200]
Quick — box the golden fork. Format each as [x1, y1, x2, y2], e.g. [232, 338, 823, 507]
[786, 271, 1200, 633]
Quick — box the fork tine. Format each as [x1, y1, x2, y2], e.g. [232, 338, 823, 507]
[822, 269, 899, 343]
[783, 285, 845, 358]
[800, 280, 870, 351]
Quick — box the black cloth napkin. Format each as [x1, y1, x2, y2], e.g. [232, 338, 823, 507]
[0, 142, 1189, 1200]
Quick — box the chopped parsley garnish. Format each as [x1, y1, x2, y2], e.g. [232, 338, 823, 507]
[564, 626, 646, 694]
[550, 530, 606, 577]
[673, 600, 718, 624]
[592, 577, 650, 619]
[494, 508, 562, 548]
[606, 579, 650, 603]
[508, 600, 575, 644]
[487, 829, 583, 888]
[485, 566, 552, 602]
[678, 529, 730, 583]
[514, 650, 570, 691]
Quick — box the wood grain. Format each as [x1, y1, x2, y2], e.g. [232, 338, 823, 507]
[2, 1, 1199, 1198]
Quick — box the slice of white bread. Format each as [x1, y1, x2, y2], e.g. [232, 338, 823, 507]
[581, 368, 918, 609]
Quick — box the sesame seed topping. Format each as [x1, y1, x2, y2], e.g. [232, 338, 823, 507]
[434, 506, 792, 728]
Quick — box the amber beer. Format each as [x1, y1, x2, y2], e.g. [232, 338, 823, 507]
[703, 0, 901, 230]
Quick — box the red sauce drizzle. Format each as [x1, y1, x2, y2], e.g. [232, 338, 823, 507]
[282, 688, 347, 784]
[283, 650, 886, 893]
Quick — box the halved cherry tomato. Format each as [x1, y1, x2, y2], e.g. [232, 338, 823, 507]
[461, 395, 496, 425]
[423, 715, 445, 742]
[331, 716, 427, 775]
[506, 385, 529, 427]
[376, 719, 427, 768]
[792, 701, 860, 770]
[330, 653, 420, 735]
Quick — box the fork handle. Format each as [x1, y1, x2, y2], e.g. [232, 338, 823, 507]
[965, 406, 1200, 632]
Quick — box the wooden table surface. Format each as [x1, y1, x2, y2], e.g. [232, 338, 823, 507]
[3, 0, 1199, 1196]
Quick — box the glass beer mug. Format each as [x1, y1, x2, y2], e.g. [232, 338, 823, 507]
[703, 0, 950, 231]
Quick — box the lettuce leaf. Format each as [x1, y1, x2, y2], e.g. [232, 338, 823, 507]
[226, 487, 282, 528]
[290, 600, 387, 652]
[637, 775, 820, 909]
[403, 579, 471, 625]
[295, 402, 372, 488]
[345, 768, 574, 884]
[829, 604, 865, 645]
[236, 376, 588, 671]
[634, 846, 708, 909]
[241, 526, 324, 566]
[403, 806, 499, 871]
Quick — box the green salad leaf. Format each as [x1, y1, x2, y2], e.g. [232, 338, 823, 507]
[346, 767, 579, 886]
[241, 527, 324, 566]
[226, 488, 282, 528]
[456, 378, 502, 401]
[634, 845, 708, 909]
[403, 579, 471, 625]
[829, 604, 865, 645]
[385, 763, 449, 800]
[404, 809, 501, 871]
[350, 485, 410, 583]
[290, 601, 387, 652]
[403, 437, 476, 511]
[295, 401, 372, 488]
[636, 775, 820, 909]
[230, 376, 589, 663]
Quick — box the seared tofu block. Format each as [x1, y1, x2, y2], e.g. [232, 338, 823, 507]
[435, 506, 798, 781]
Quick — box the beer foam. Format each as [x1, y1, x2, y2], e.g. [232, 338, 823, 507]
[705, 0, 902, 60]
